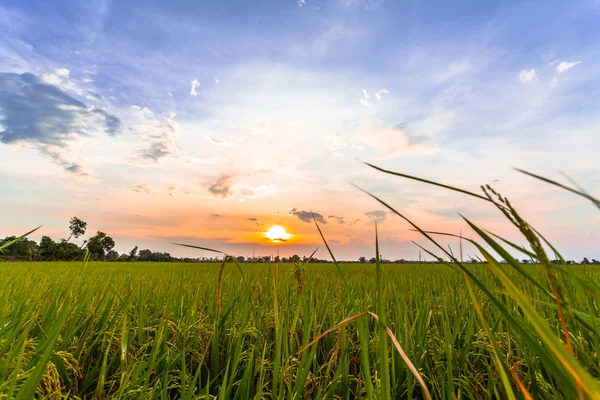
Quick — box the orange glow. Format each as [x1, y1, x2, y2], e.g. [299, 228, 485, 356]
[265, 225, 292, 242]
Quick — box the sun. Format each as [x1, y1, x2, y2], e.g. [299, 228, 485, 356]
[265, 225, 292, 242]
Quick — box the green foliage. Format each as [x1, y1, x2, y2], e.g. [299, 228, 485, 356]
[86, 231, 115, 260]
[0, 236, 39, 260]
[67, 216, 87, 242]
[0, 261, 598, 398]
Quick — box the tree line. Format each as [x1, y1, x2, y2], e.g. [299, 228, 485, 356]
[2, 216, 599, 264]
[0, 217, 174, 262]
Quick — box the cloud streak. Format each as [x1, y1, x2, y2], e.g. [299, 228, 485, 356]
[289, 208, 327, 224]
[556, 61, 581, 73]
[132, 184, 152, 194]
[365, 210, 387, 223]
[208, 174, 233, 198]
[0, 72, 121, 174]
[130, 107, 178, 162]
[328, 215, 345, 224]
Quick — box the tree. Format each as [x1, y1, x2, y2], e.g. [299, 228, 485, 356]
[106, 250, 119, 261]
[138, 249, 153, 261]
[39, 236, 57, 260]
[582, 257, 591, 265]
[358, 256, 366, 263]
[291, 254, 301, 263]
[87, 231, 115, 260]
[67, 217, 87, 242]
[129, 246, 138, 261]
[0, 236, 39, 260]
[369, 257, 376, 263]
[55, 240, 83, 260]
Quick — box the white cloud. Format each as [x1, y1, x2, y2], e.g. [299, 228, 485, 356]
[550, 77, 558, 88]
[352, 123, 436, 160]
[214, 77, 220, 84]
[374, 88, 389, 100]
[360, 88, 388, 106]
[41, 68, 83, 94]
[519, 69, 538, 84]
[238, 183, 276, 199]
[190, 79, 200, 96]
[556, 61, 581, 73]
[129, 106, 179, 162]
[298, 0, 307, 7]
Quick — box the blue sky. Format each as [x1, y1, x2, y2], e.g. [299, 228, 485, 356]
[1, 0, 599, 260]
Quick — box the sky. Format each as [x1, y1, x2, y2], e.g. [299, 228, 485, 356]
[1, 0, 599, 261]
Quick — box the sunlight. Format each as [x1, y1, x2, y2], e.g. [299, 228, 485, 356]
[264, 225, 292, 243]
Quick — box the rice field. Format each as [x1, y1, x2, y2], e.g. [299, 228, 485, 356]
[2, 169, 600, 399]
[0, 259, 599, 399]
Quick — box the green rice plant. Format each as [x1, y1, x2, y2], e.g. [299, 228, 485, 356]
[358, 162, 600, 399]
[2, 168, 600, 398]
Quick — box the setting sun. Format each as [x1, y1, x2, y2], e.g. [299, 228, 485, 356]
[265, 225, 292, 243]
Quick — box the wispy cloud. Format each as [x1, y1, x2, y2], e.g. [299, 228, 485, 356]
[0, 72, 120, 175]
[132, 184, 152, 194]
[289, 208, 327, 224]
[328, 215, 345, 224]
[130, 106, 178, 162]
[556, 61, 581, 73]
[208, 174, 233, 198]
[519, 68, 538, 84]
[41, 68, 82, 94]
[352, 123, 436, 160]
[365, 210, 387, 223]
[190, 79, 200, 96]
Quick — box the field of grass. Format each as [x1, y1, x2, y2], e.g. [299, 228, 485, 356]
[2, 167, 599, 399]
[1, 260, 599, 399]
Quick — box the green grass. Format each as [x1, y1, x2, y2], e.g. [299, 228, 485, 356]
[3, 166, 600, 398]
[0, 261, 599, 399]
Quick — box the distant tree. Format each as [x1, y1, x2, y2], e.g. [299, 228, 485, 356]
[87, 231, 115, 260]
[593, 259, 599, 265]
[582, 257, 591, 265]
[39, 236, 57, 260]
[358, 256, 366, 263]
[291, 254, 301, 263]
[369, 257, 376, 263]
[522, 259, 530, 264]
[106, 250, 119, 261]
[55, 240, 83, 260]
[0, 236, 39, 260]
[237, 256, 245, 262]
[67, 217, 87, 242]
[129, 246, 138, 261]
[138, 249, 153, 261]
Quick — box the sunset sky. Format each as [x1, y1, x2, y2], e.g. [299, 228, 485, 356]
[1, 0, 599, 260]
